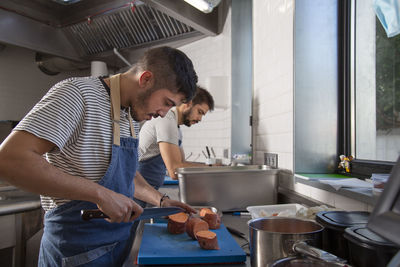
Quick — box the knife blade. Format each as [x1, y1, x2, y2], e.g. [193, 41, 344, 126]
[81, 206, 184, 221]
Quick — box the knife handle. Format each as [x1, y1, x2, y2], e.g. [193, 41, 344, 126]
[226, 226, 247, 240]
[81, 209, 109, 221]
[205, 146, 211, 158]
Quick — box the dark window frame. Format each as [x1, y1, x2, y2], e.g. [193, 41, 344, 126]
[339, 0, 395, 178]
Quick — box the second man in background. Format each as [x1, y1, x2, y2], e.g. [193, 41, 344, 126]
[138, 87, 214, 195]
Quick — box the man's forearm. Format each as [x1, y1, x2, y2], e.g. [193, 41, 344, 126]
[0, 148, 104, 204]
[0, 131, 142, 223]
[133, 172, 163, 206]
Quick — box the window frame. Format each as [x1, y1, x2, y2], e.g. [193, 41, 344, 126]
[341, 0, 396, 178]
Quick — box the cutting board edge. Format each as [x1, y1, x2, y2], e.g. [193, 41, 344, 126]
[138, 222, 247, 265]
[137, 254, 247, 265]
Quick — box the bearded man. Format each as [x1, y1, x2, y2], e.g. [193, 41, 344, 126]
[0, 46, 198, 266]
[137, 86, 214, 193]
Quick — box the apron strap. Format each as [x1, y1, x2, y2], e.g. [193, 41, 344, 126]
[110, 74, 121, 146]
[127, 108, 137, 138]
[109, 74, 136, 146]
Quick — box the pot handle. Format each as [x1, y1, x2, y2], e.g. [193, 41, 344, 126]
[293, 241, 349, 266]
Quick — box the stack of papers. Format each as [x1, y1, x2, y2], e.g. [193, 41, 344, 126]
[319, 178, 373, 190]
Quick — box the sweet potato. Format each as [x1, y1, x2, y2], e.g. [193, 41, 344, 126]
[199, 208, 213, 217]
[199, 208, 221, 229]
[196, 230, 220, 250]
[186, 217, 209, 239]
[167, 212, 189, 234]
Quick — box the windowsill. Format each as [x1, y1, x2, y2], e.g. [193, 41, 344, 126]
[294, 173, 380, 206]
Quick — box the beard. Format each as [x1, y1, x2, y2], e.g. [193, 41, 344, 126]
[129, 88, 153, 121]
[182, 107, 197, 127]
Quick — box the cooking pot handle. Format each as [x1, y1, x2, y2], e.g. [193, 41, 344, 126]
[293, 241, 349, 266]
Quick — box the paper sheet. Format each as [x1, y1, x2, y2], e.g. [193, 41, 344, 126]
[319, 178, 373, 190]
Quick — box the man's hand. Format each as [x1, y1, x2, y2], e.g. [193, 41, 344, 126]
[160, 197, 197, 214]
[96, 188, 143, 223]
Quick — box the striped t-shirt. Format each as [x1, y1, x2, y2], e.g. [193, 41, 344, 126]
[14, 77, 139, 211]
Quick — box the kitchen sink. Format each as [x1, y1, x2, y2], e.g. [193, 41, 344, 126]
[0, 186, 42, 266]
[0, 186, 38, 201]
[0, 186, 41, 215]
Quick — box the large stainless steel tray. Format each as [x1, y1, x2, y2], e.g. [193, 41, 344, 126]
[177, 165, 278, 211]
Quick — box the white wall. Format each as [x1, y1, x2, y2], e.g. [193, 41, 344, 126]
[178, 9, 232, 164]
[251, 0, 367, 210]
[252, 0, 295, 171]
[178, 0, 295, 170]
[0, 45, 89, 121]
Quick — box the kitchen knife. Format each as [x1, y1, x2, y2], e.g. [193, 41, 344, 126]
[81, 206, 184, 221]
[205, 146, 211, 158]
[226, 226, 248, 241]
[210, 147, 216, 158]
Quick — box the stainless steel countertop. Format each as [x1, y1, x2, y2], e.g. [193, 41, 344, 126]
[0, 186, 41, 215]
[123, 213, 252, 267]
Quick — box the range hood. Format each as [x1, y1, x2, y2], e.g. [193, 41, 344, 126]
[0, 0, 228, 68]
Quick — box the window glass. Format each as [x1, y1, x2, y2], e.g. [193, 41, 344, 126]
[355, 1, 400, 162]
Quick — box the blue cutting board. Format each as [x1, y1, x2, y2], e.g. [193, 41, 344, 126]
[137, 223, 246, 265]
[163, 176, 179, 185]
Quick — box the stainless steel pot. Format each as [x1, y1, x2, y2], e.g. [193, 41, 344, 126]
[271, 256, 348, 267]
[248, 217, 347, 267]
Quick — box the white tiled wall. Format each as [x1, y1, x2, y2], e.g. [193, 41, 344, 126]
[252, 1, 369, 211]
[179, 0, 295, 168]
[0, 45, 89, 121]
[252, 0, 294, 171]
[178, 9, 232, 164]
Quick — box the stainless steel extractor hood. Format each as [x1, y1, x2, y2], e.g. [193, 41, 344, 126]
[0, 0, 228, 68]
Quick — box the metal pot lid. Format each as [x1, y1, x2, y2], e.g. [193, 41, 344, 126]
[344, 226, 399, 248]
[315, 211, 370, 229]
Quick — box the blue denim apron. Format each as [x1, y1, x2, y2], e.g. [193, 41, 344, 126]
[38, 74, 138, 267]
[138, 139, 182, 191]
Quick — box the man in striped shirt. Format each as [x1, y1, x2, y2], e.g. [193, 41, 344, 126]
[0, 46, 198, 266]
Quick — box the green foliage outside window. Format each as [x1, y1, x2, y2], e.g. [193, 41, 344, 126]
[376, 20, 400, 130]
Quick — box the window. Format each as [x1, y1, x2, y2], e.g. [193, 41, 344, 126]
[351, 1, 400, 165]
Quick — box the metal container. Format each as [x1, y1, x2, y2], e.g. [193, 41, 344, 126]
[248, 217, 324, 267]
[271, 257, 347, 267]
[177, 165, 278, 211]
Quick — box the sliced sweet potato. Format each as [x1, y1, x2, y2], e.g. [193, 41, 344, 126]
[167, 212, 189, 234]
[200, 209, 221, 229]
[199, 208, 213, 217]
[196, 230, 220, 250]
[186, 217, 209, 239]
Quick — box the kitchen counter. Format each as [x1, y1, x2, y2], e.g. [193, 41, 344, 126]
[294, 174, 379, 205]
[123, 212, 252, 267]
[0, 185, 42, 266]
[0, 186, 41, 216]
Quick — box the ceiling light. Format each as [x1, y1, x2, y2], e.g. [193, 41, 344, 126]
[52, 0, 82, 5]
[184, 0, 221, 13]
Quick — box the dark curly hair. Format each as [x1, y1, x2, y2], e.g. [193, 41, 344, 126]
[192, 86, 214, 111]
[129, 46, 198, 102]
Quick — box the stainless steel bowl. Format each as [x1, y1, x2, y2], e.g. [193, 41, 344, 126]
[248, 217, 324, 267]
[271, 257, 348, 267]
